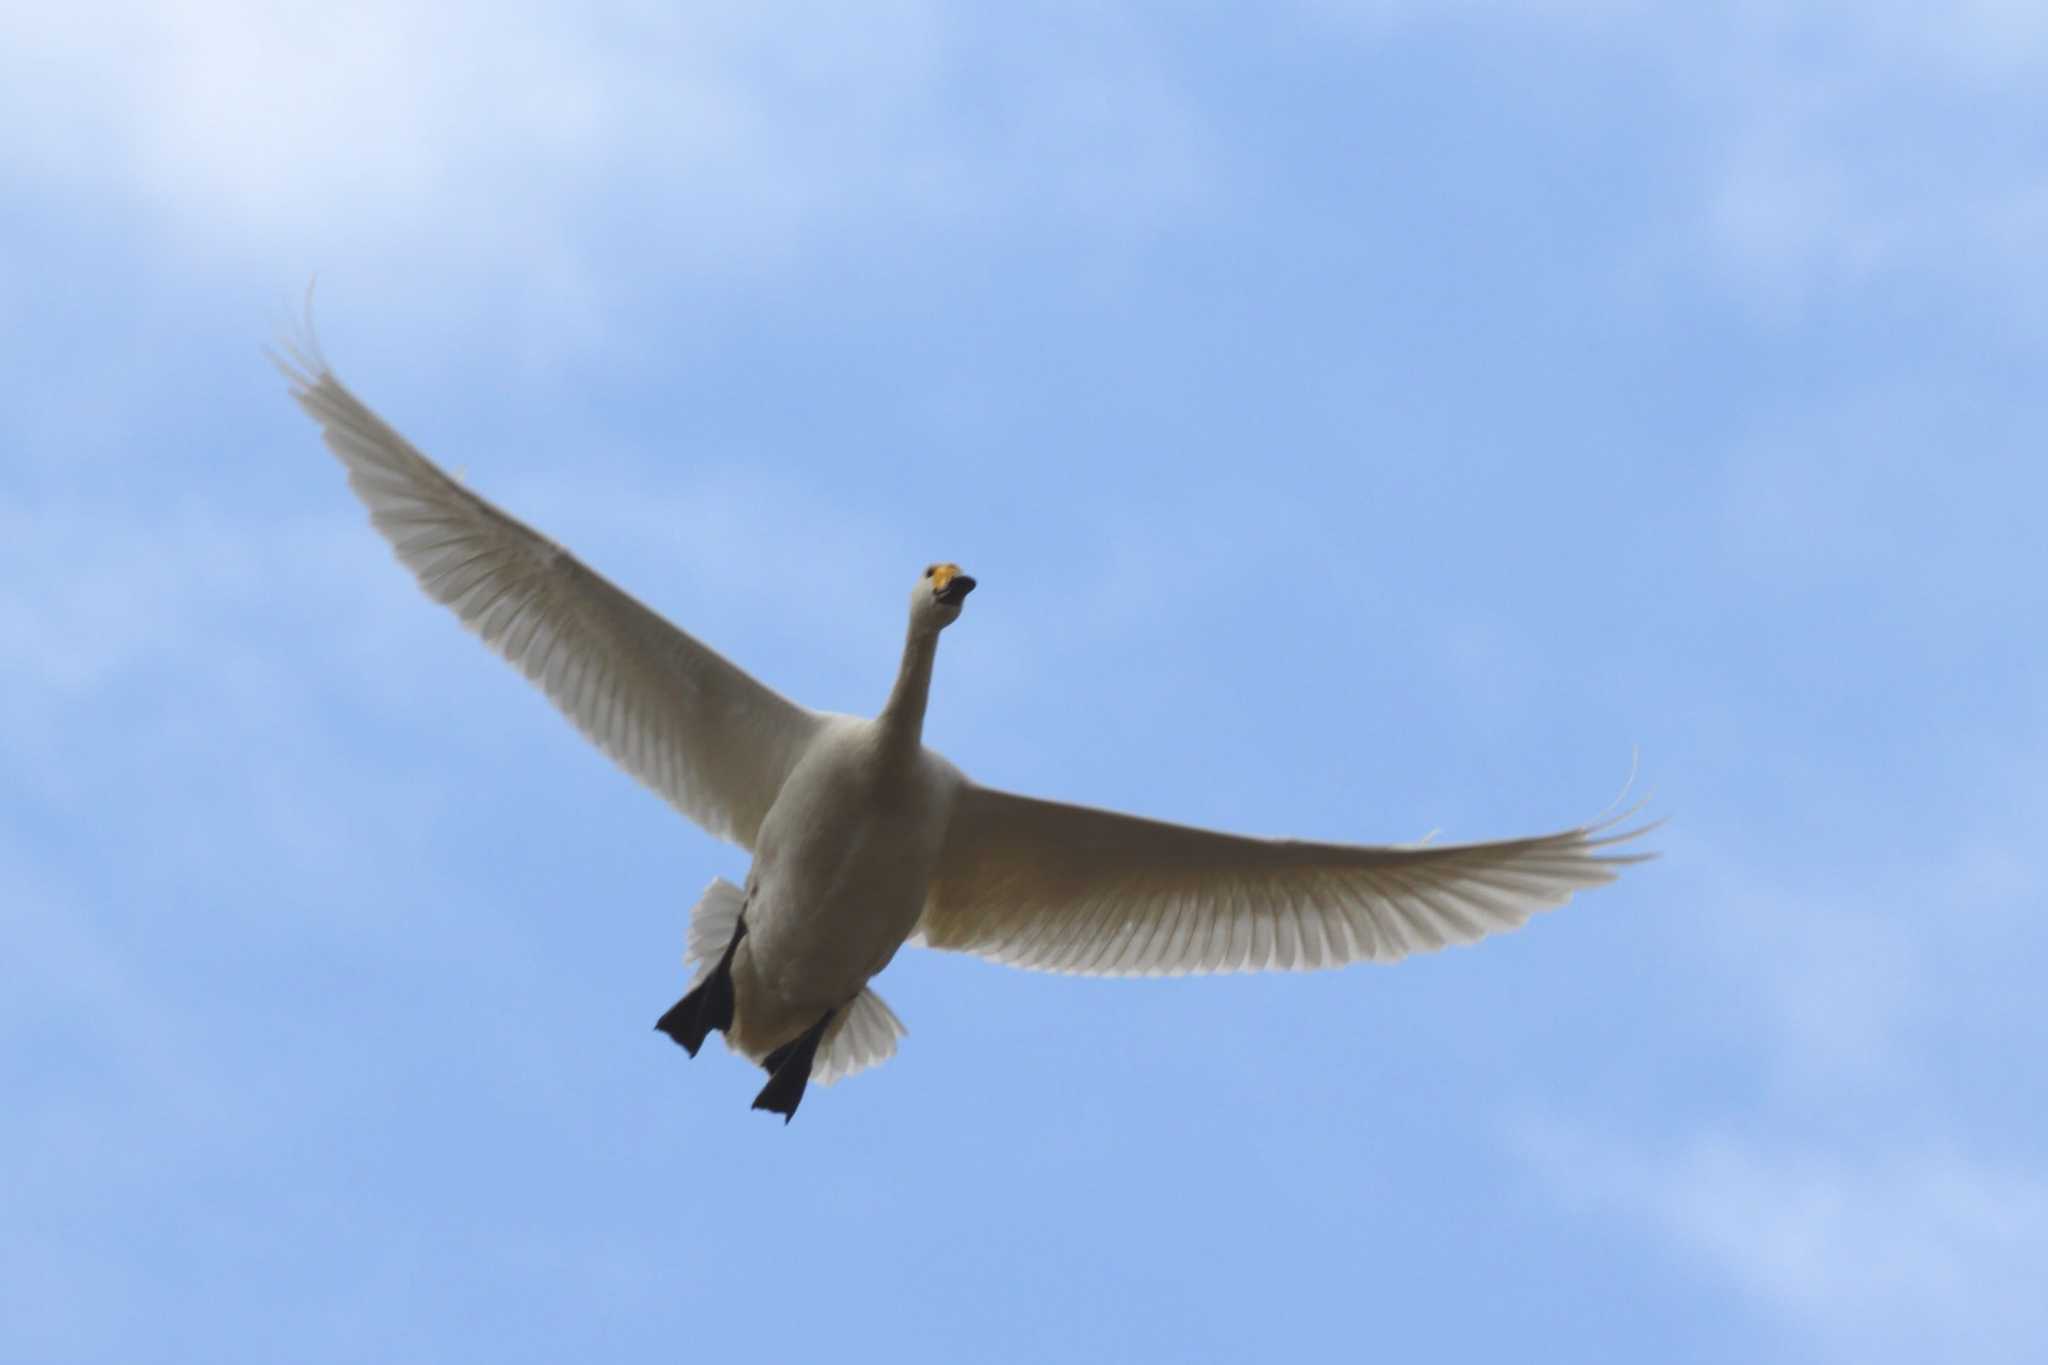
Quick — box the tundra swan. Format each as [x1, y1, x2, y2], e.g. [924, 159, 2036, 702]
[282, 350, 1653, 1121]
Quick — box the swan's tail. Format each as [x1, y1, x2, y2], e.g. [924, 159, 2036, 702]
[810, 985, 906, 1087]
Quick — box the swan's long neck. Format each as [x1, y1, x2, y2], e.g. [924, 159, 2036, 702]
[877, 622, 940, 763]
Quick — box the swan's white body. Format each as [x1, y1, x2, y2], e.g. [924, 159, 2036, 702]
[730, 717, 961, 1063]
[282, 345, 1652, 1112]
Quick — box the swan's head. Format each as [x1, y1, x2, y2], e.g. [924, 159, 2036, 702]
[915, 561, 976, 629]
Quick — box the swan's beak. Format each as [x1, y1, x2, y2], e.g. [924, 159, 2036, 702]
[933, 567, 976, 605]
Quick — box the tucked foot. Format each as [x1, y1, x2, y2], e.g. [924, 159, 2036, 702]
[654, 918, 748, 1057]
[751, 1009, 836, 1124]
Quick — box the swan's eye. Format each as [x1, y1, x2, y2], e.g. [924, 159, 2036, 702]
[923, 565, 936, 578]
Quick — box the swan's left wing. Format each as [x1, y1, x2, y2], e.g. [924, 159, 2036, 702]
[918, 784, 1653, 976]
[280, 350, 821, 850]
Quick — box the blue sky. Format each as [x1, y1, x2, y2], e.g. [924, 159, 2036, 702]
[4, 3, 2044, 1361]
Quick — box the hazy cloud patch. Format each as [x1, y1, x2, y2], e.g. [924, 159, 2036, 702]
[1517, 1119, 2048, 1363]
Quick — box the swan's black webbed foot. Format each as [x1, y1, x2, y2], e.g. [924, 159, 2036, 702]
[653, 918, 747, 1057]
[750, 1009, 835, 1124]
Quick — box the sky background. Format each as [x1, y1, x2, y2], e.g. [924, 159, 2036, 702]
[4, 2, 2044, 1361]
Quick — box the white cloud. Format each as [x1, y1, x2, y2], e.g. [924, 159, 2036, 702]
[1643, 783, 2047, 1101]
[0, 486, 465, 922]
[1518, 1121, 2048, 1364]
[0, 1, 1207, 309]
[0, 840, 231, 1124]
[1708, 383, 2043, 654]
[1303, 0, 2048, 319]
[1666, 5, 2048, 314]
[1512, 798, 2048, 1360]
[1691, 870, 1927, 1093]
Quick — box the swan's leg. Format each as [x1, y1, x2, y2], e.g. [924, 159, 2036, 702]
[750, 1009, 835, 1124]
[653, 918, 747, 1057]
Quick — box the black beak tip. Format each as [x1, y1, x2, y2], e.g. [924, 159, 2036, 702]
[939, 575, 977, 605]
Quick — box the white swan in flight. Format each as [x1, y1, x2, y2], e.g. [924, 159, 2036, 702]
[282, 346, 1653, 1122]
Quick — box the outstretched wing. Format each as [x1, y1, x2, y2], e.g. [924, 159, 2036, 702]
[282, 350, 821, 850]
[919, 784, 1653, 976]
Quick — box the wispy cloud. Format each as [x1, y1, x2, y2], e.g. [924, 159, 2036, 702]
[1517, 1121, 2048, 1364]
[0, 2, 1208, 313]
[1303, 1, 2048, 320]
[1512, 795, 2048, 1361]
[1713, 386, 2038, 612]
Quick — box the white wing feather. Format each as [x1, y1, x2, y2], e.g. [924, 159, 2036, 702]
[281, 352, 820, 850]
[920, 785, 1654, 976]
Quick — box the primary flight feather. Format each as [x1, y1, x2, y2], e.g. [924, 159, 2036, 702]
[282, 344, 1653, 1122]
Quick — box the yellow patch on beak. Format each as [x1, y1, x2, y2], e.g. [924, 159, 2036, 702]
[930, 563, 962, 591]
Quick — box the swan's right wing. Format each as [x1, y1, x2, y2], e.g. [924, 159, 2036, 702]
[920, 784, 1654, 976]
[282, 351, 821, 850]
